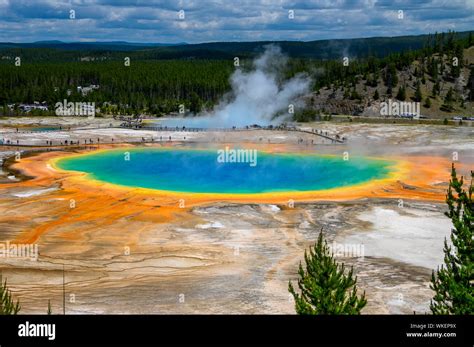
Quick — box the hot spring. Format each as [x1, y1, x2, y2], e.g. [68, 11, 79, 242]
[56, 148, 396, 194]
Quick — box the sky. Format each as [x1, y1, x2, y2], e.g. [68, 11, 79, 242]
[0, 0, 473, 43]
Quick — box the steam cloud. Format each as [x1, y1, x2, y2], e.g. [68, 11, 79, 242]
[195, 45, 311, 128]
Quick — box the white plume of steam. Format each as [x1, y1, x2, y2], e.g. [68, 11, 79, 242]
[196, 45, 311, 128]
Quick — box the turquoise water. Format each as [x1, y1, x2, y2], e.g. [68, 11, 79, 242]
[4, 126, 61, 132]
[11, 126, 59, 132]
[56, 148, 394, 194]
[27, 126, 61, 132]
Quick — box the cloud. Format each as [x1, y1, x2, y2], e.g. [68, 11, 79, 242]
[0, 0, 472, 42]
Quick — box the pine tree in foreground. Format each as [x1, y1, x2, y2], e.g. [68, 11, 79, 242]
[0, 274, 21, 315]
[430, 164, 473, 314]
[288, 231, 367, 314]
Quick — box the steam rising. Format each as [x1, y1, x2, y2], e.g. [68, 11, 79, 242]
[190, 45, 311, 128]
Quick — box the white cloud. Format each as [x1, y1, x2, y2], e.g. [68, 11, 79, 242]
[0, 0, 472, 42]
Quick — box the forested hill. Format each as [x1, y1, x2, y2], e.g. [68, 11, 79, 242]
[164, 31, 474, 60]
[1, 31, 473, 62]
[0, 41, 183, 51]
[1, 31, 472, 119]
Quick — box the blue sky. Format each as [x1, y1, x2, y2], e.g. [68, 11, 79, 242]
[0, 0, 473, 43]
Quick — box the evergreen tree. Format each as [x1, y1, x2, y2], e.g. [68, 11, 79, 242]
[390, 64, 398, 87]
[396, 85, 406, 101]
[288, 231, 367, 315]
[468, 67, 474, 102]
[445, 31, 456, 52]
[429, 58, 439, 79]
[384, 63, 398, 88]
[445, 87, 454, 105]
[430, 165, 473, 314]
[424, 97, 431, 108]
[189, 91, 202, 114]
[0, 274, 21, 315]
[373, 89, 379, 100]
[441, 87, 455, 112]
[432, 81, 440, 96]
[414, 81, 423, 102]
[372, 71, 380, 87]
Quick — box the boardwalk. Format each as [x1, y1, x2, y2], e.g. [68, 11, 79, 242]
[0, 125, 346, 147]
[138, 125, 346, 143]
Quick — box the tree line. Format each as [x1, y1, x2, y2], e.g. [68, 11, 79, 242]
[0, 31, 472, 118]
[0, 60, 233, 116]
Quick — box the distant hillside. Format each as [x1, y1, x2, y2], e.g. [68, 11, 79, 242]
[166, 33, 472, 59]
[1, 31, 472, 119]
[302, 46, 474, 119]
[0, 41, 184, 51]
[1, 31, 473, 62]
